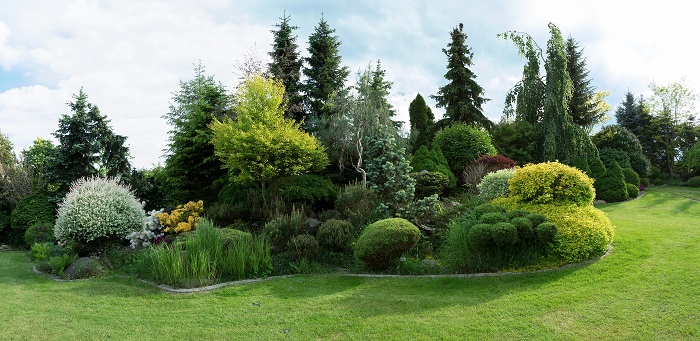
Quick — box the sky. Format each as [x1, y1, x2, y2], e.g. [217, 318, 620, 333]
[1, 0, 699, 169]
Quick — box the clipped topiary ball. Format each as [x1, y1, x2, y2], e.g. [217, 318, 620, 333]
[626, 183, 639, 198]
[535, 222, 557, 244]
[506, 209, 530, 220]
[509, 161, 595, 206]
[526, 213, 547, 228]
[354, 218, 420, 270]
[468, 223, 493, 252]
[472, 204, 505, 219]
[491, 222, 519, 246]
[478, 212, 508, 224]
[510, 217, 534, 240]
[316, 219, 354, 252]
[54, 177, 145, 246]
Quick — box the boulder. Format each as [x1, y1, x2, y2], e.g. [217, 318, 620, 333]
[63, 257, 104, 279]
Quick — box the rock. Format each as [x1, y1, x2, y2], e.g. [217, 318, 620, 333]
[593, 200, 607, 205]
[63, 257, 104, 279]
[307, 218, 322, 235]
[0, 245, 11, 251]
[421, 258, 440, 270]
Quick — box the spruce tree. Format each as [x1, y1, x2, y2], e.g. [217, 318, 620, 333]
[303, 16, 350, 119]
[268, 12, 304, 122]
[565, 36, 596, 128]
[163, 64, 230, 204]
[432, 23, 491, 129]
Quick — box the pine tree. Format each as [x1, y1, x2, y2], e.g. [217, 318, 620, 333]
[566, 36, 596, 128]
[46, 89, 132, 201]
[163, 64, 230, 204]
[268, 12, 304, 122]
[432, 23, 491, 129]
[303, 16, 350, 120]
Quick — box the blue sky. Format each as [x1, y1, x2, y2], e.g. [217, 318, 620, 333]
[1, 0, 699, 168]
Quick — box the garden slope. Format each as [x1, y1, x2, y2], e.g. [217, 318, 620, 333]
[0, 186, 698, 340]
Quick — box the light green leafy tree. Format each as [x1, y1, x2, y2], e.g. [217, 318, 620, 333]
[210, 75, 329, 196]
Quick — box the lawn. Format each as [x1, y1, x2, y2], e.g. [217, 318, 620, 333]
[1, 186, 698, 340]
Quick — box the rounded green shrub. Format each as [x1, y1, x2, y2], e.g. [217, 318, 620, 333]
[478, 212, 508, 224]
[477, 168, 515, 201]
[472, 204, 504, 219]
[599, 148, 631, 169]
[687, 176, 700, 187]
[263, 209, 306, 253]
[509, 161, 595, 206]
[596, 160, 628, 202]
[626, 183, 639, 198]
[287, 234, 319, 261]
[24, 223, 55, 246]
[11, 192, 56, 230]
[411, 171, 449, 198]
[526, 213, 547, 227]
[354, 218, 420, 269]
[218, 228, 252, 247]
[535, 222, 557, 244]
[510, 217, 534, 240]
[491, 222, 518, 246]
[621, 167, 640, 187]
[54, 177, 145, 245]
[467, 223, 493, 251]
[432, 122, 497, 176]
[268, 174, 338, 210]
[316, 219, 354, 252]
[506, 209, 530, 220]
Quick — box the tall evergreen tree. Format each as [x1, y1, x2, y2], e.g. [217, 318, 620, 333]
[303, 16, 350, 120]
[268, 12, 304, 122]
[615, 91, 639, 128]
[565, 36, 596, 128]
[432, 23, 491, 129]
[409, 93, 435, 152]
[163, 64, 230, 204]
[46, 89, 132, 200]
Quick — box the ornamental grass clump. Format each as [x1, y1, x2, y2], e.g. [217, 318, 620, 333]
[54, 177, 145, 250]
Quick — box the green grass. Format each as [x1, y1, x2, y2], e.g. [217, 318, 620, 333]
[1, 186, 699, 340]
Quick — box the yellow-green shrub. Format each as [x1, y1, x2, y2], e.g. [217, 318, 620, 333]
[493, 197, 614, 263]
[354, 218, 420, 269]
[156, 200, 204, 233]
[509, 161, 595, 206]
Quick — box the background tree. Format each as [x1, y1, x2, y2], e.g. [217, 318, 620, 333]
[163, 63, 231, 204]
[268, 12, 304, 122]
[45, 88, 132, 201]
[303, 16, 350, 120]
[432, 23, 491, 129]
[21, 138, 55, 190]
[408, 93, 435, 152]
[648, 80, 697, 176]
[500, 31, 545, 124]
[210, 75, 328, 197]
[592, 125, 651, 177]
[565, 36, 596, 128]
[615, 92, 659, 167]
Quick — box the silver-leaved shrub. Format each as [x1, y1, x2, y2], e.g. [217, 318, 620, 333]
[54, 177, 145, 244]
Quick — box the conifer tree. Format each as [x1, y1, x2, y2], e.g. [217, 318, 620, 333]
[163, 64, 230, 204]
[303, 16, 350, 120]
[566, 36, 596, 128]
[268, 12, 304, 122]
[409, 93, 434, 152]
[432, 23, 491, 129]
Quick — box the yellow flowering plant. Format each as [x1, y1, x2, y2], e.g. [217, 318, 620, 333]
[156, 200, 204, 233]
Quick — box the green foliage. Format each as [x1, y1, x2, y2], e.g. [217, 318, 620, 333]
[491, 121, 539, 166]
[21, 137, 55, 189]
[136, 219, 271, 288]
[499, 31, 545, 124]
[491, 222, 519, 246]
[268, 174, 337, 210]
[626, 183, 639, 198]
[24, 223, 55, 247]
[509, 162, 595, 206]
[218, 182, 255, 204]
[687, 176, 700, 187]
[566, 36, 600, 130]
[334, 182, 378, 229]
[599, 148, 632, 169]
[596, 160, 628, 202]
[48, 253, 78, 277]
[592, 125, 650, 177]
[411, 171, 449, 199]
[535, 222, 557, 244]
[507, 209, 530, 220]
[303, 17, 350, 119]
[467, 223, 493, 251]
[590, 157, 607, 180]
[572, 156, 592, 176]
[365, 120, 415, 218]
[316, 219, 354, 252]
[30, 242, 53, 261]
[622, 168, 641, 186]
[478, 212, 508, 224]
[525, 213, 547, 227]
[472, 203, 505, 218]
[433, 122, 497, 176]
[46, 89, 132, 201]
[54, 177, 145, 246]
[431, 23, 491, 129]
[163, 64, 230, 204]
[681, 141, 700, 174]
[409, 93, 435, 151]
[410, 145, 456, 188]
[262, 208, 306, 253]
[510, 217, 534, 240]
[354, 218, 420, 269]
[129, 166, 173, 211]
[211, 75, 329, 187]
[11, 192, 55, 230]
[495, 199, 614, 263]
[477, 168, 515, 201]
[268, 13, 304, 121]
[218, 228, 252, 246]
[286, 234, 319, 261]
